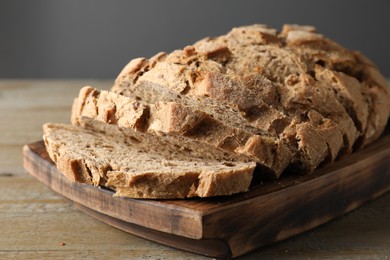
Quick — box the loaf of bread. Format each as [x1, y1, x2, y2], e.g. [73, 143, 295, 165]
[45, 24, 390, 198]
[112, 24, 389, 172]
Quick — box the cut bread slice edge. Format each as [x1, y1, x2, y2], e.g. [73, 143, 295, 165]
[72, 86, 292, 178]
[43, 123, 255, 199]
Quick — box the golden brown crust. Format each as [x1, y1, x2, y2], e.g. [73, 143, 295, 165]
[111, 24, 389, 176]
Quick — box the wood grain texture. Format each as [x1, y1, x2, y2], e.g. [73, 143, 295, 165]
[23, 126, 390, 258]
[2, 80, 390, 259]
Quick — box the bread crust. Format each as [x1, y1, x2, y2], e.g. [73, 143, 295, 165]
[112, 24, 390, 174]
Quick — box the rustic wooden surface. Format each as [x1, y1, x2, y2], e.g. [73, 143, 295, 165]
[1, 80, 390, 259]
[23, 135, 390, 258]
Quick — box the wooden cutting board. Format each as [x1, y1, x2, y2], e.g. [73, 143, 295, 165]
[23, 127, 390, 259]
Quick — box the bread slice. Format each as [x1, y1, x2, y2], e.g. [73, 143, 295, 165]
[111, 24, 390, 173]
[72, 86, 291, 178]
[43, 123, 255, 199]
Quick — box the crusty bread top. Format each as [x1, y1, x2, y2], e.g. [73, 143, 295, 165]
[112, 24, 390, 174]
[43, 123, 255, 199]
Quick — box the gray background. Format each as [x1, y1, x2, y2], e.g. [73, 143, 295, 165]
[1, 0, 389, 79]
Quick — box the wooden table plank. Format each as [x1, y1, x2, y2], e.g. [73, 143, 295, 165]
[1, 80, 390, 259]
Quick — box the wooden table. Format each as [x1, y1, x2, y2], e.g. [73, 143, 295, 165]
[1, 80, 390, 259]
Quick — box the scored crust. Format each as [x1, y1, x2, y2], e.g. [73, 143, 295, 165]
[111, 24, 390, 175]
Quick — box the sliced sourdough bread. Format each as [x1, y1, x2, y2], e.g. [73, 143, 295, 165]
[43, 123, 255, 199]
[42, 24, 390, 200]
[111, 24, 390, 173]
